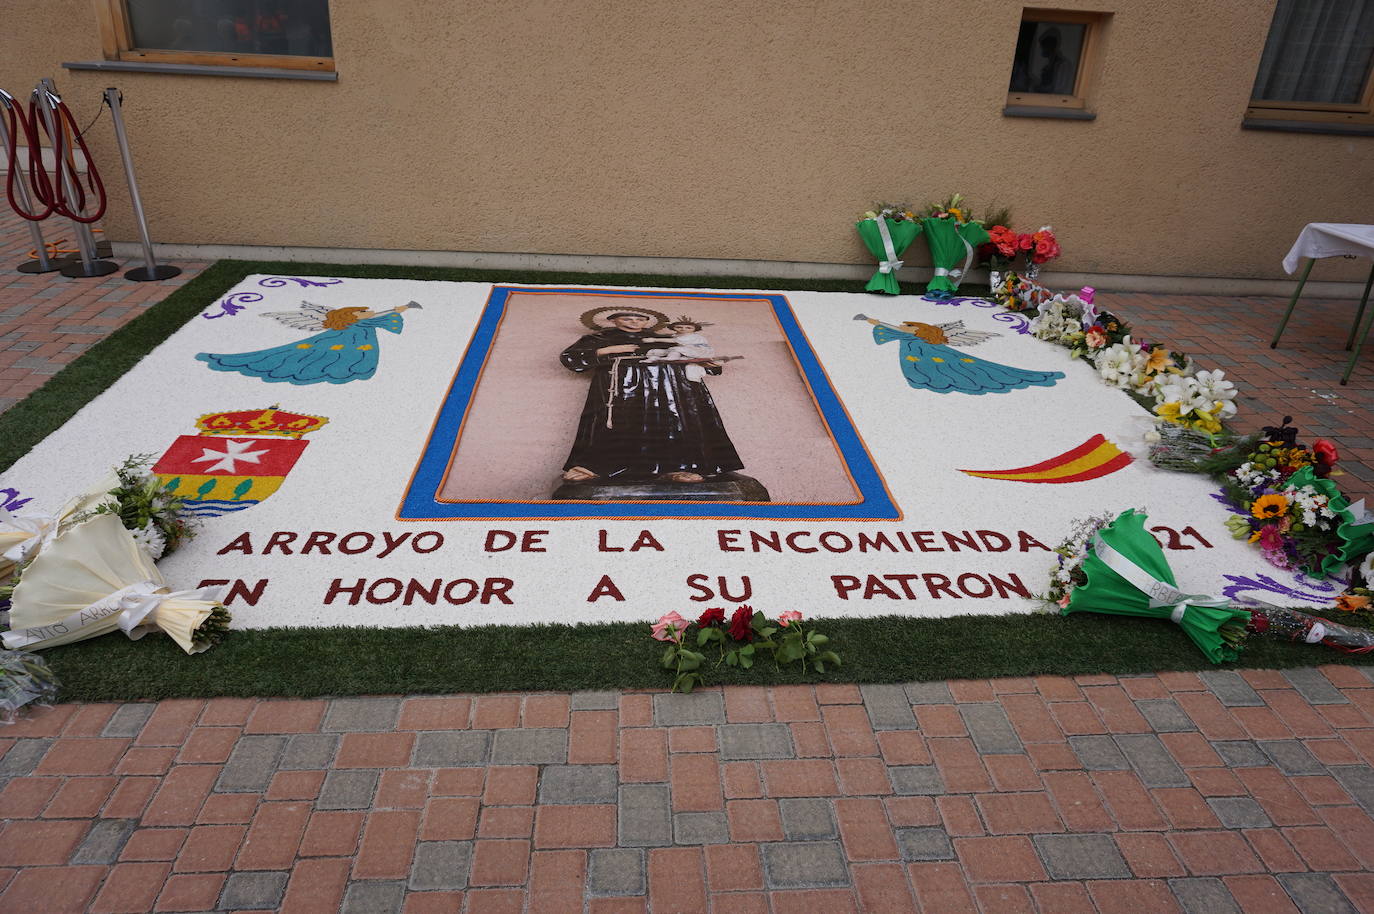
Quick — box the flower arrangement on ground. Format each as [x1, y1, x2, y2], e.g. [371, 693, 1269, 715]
[85, 454, 195, 560]
[651, 605, 840, 692]
[916, 194, 990, 298]
[978, 222, 1062, 287]
[2, 454, 195, 595]
[983, 266, 1374, 590]
[1024, 291, 1238, 433]
[856, 204, 922, 295]
[1021, 226, 1062, 275]
[0, 649, 58, 725]
[3, 514, 231, 654]
[1, 462, 228, 657]
[1049, 508, 1374, 662]
[990, 272, 1054, 312]
[972, 250, 1372, 632]
[1147, 419, 1374, 579]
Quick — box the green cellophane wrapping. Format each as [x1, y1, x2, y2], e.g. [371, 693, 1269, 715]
[855, 218, 921, 295]
[1062, 509, 1251, 664]
[919, 218, 991, 293]
[1282, 466, 1374, 579]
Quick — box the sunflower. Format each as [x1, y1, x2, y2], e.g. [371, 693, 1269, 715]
[1250, 493, 1289, 520]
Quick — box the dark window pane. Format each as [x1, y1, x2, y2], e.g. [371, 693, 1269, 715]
[1009, 20, 1085, 95]
[1252, 0, 1374, 104]
[126, 0, 333, 57]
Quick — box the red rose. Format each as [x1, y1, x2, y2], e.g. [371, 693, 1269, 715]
[1016, 233, 1034, 251]
[697, 607, 726, 628]
[1314, 438, 1339, 467]
[728, 605, 754, 641]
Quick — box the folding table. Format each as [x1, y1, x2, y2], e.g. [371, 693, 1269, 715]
[1270, 223, 1374, 385]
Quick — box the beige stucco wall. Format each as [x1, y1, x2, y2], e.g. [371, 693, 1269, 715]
[2, 0, 1370, 281]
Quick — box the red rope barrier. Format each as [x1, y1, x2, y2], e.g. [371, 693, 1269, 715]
[3, 89, 106, 224]
[3, 96, 54, 221]
[32, 91, 106, 223]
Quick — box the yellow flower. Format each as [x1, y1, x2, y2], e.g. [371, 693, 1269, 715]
[949, 207, 964, 221]
[1155, 402, 1184, 424]
[1192, 409, 1223, 435]
[1251, 493, 1289, 520]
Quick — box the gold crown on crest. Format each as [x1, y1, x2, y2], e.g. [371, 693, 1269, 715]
[194, 406, 329, 439]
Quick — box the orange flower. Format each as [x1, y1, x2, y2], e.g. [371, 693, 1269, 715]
[1336, 593, 1371, 613]
[1145, 348, 1173, 373]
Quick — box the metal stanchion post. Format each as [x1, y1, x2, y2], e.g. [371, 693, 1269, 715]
[34, 80, 116, 278]
[41, 78, 107, 261]
[104, 88, 179, 282]
[0, 89, 60, 274]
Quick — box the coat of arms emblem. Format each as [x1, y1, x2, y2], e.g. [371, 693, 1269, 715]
[152, 406, 328, 517]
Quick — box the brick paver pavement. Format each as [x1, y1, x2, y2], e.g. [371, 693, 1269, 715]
[4, 676, 1374, 912]
[0, 206, 208, 413]
[3, 213, 1374, 910]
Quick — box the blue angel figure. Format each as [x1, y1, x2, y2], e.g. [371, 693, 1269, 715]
[197, 301, 420, 385]
[856, 313, 1063, 395]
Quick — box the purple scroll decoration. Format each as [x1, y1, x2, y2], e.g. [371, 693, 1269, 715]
[202, 291, 263, 320]
[920, 295, 1032, 335]
[1222, 569, 1348, 606]
[0, 486, 32, 512]
[258, 276, 344, 289]
[926, 295, 1001, 309]
[0, 487, 32, 610]
[990, 311, 1031, 335]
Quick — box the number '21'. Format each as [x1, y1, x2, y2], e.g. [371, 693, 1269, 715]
[1149, 525, 1214, 550]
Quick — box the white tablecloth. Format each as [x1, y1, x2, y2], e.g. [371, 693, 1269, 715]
[1283, 223, 1374, 274]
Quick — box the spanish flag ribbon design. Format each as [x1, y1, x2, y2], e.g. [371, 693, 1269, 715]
[958, 434, 1133, 484]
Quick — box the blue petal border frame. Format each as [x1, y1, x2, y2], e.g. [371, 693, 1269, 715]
[398, 287, 900, 520]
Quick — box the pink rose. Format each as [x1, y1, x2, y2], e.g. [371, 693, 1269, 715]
[651, 611, 687, 643]
[778, 610, 803, 627]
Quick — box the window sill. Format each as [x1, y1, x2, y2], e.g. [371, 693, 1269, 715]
[1242, 117, 1373, 137]
[63, 59, 337, 81]
[1002, 105, 1095, 121]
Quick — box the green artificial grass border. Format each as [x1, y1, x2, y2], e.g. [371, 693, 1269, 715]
[37, 614, 1374, 702]
[2, 260, 1370, 700]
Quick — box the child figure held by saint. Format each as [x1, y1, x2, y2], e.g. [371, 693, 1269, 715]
[642, 318, 714, 382]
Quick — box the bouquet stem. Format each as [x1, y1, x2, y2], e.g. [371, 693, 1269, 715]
[1249, 605, 1374, 653]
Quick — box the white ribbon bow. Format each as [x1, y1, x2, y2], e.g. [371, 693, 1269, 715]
[873, 217, 903, 274]
[117, 583, 227, 639]
[1345, 498, 1374, 526]
[1092, 536, 1233, 625]
[0, 507, 59, 565]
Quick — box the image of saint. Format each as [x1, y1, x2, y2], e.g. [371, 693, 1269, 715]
[559, 309, 744, 484]
[857, 314, 1064, 395]
[196, 301, 420, 385]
